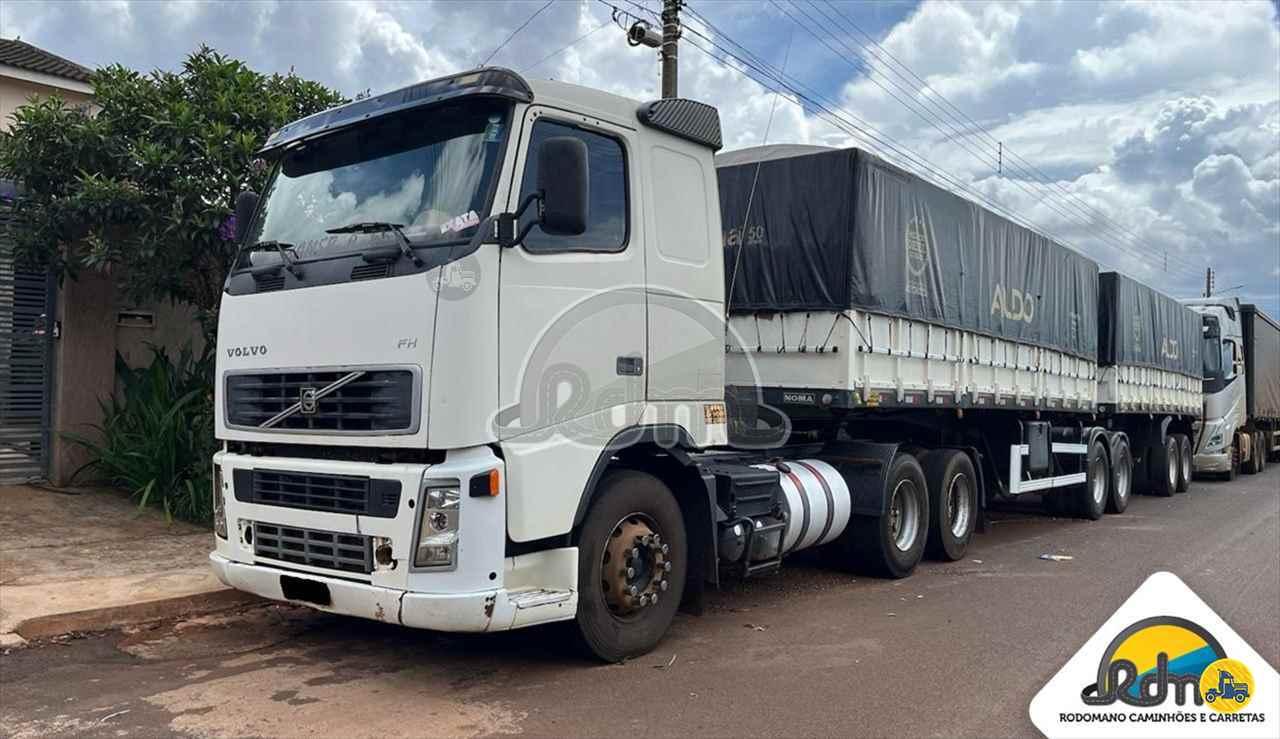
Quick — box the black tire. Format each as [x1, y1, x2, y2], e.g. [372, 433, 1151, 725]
[1106, 438, 1133, 514]
[1149, 436, 1177, 497]
[921, 450, 978, 561]
[572, 470, 687, 663]
[1224, 442, 1239, 481]
[1245, 433, 1263, 474]
[1077, 438, 1109, 520]
[837, 453, 929, 578]
[1256, 434, 1267, 472]
[1175, 434, 1192, 493]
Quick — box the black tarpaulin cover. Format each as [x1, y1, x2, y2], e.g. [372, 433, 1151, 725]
[716, 146, 1100, 359]
[1098, 272, 1203, 377]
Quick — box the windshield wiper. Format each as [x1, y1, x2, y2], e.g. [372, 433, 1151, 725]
[245, 240, 304, 278]
[325, 221, 424, 267]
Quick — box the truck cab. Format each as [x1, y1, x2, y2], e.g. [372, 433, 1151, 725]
[1184, 298, 1246, 476]
[211, 68, 729, 657]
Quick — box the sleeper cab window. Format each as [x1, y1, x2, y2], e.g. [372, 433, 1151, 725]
[519, 119, 628, 253]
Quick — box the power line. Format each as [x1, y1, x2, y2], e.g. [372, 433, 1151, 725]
[726, 24, 795, 315]
[777, 0, 1199, 275]
[674, 6, 1095, 262]
[814, 0, 1201, 274]
[478, 0, 556, 68]
[519, 19, 613, 74]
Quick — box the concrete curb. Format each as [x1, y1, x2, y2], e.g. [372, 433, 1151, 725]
[12, 588, 263, 641]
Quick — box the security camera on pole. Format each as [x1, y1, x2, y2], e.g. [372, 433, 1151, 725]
[625, 0, 681, 97]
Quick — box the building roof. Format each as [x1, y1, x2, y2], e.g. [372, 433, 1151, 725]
[0, 38, 93, 83]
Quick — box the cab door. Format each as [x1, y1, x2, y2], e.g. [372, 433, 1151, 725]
[496, 107, 647, 446]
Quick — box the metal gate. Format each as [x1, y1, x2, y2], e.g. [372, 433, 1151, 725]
[0, 205, 55, 484]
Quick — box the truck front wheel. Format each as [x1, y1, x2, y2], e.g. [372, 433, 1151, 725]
[573, 470, 687, 663]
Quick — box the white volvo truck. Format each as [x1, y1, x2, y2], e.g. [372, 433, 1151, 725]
[1185, 298, 1280, 478]
[211, 69, 1200, 661]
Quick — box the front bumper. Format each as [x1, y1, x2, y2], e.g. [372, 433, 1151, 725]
[210, 553, 576, 631]
[211, 446, 578, 632]
[1193, 451, 1231, 473]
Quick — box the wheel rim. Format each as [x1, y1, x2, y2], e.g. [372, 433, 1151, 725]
[947, 473, 973, 539]
[1181, 441, 1192, 482]
[600, 513, 671, 619]
[1167, 442, 1178, 488]
[1090, 452, 1107, 505]
[1113, 448, 1131, 503]
[888, 479, 921, 552]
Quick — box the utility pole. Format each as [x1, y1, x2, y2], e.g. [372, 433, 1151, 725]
[1204, 267, 1214, 297]
[661, 0, 682, 98]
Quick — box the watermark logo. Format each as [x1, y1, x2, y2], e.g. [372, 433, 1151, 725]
[491, 283, 790, 453]
[429, 254, 482, 301]
[1030, 572, 1277, 738]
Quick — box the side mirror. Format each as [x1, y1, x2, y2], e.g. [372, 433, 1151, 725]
[234, 190, 259, 243]
[537, 137, 588, 236]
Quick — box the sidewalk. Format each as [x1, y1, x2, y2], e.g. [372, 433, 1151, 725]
[0, 484, 256, 647]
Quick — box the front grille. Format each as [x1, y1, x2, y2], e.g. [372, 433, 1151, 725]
[232, 469, 401, 517]
[253, 522, 372, 574]
[225, 368, 416, 432]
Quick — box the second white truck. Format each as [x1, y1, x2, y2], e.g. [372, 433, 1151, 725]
[210, 69, 1205, 661]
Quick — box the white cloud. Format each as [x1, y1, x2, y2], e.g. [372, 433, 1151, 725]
[3, 0, 1278, 311]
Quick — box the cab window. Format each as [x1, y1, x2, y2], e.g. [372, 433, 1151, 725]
[519, 119, 627, 253]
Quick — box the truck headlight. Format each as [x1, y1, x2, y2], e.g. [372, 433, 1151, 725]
[213, 464, 227, 539]
[415, 483, 460, 568]
[1206, 431, 1224, 451]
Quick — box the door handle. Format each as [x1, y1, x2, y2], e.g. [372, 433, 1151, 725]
[616, 356, 644, 376]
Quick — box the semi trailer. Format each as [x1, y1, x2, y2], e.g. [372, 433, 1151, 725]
[1185, 297, 1280, 477]
[210, 68, 1203, 661]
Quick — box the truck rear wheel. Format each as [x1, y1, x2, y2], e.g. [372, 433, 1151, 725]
[1175, 434, 1192, 492]
[1149, 436, 1177, 496]
[1106, 438, 1133, 514]
[1256, 434, 1267, 472]
[1077, 439, 1109, 519]
[573, 470, 686, 663]
[922, 450, 977, 561]
[839, 453, 928, 578]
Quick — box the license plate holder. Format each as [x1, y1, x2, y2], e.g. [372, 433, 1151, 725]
[280, 575, 331, 606]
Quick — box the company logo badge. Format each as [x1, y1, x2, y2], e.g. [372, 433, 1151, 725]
[226, 344, 268, 358]
[299, 387, 319, 416]
[1030, 572, 1277, 738]
[991, 284, 1036, 323]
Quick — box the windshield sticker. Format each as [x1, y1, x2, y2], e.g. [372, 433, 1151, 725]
[440, 210, 481, 235]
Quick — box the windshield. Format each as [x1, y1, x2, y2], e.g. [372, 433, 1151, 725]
[238, 98, 510, 265]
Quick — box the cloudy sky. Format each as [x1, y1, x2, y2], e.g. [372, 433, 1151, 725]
[3, 0, 1278, 313]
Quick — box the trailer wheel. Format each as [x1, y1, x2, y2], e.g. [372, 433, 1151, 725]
[1255, 434, 1267, 472]
[572, 470, 686, 663]
[1077, 439, 1109, 519]
[1175, 434, 1193, 492]
[1149, 436, 1177, 497]
[839, 453, 928, 578]
[1106, 438, 1133, 514]
[922, 450, 977, 561]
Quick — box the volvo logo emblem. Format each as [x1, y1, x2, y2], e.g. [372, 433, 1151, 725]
[299, 387, 319, 415]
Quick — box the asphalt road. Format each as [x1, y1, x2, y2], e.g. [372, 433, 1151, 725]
[3, 467, 1277, 738]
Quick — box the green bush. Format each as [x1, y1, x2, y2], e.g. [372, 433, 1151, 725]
[68, 343, 217, 525]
